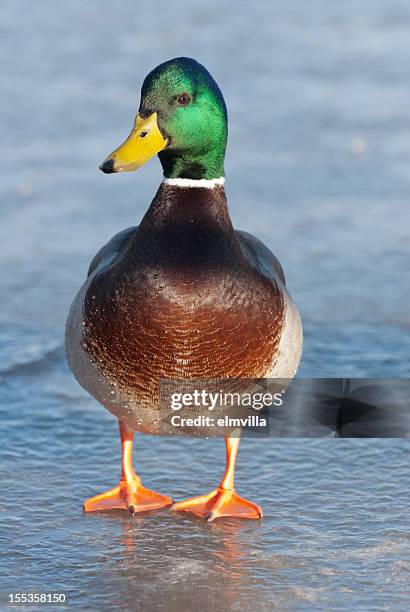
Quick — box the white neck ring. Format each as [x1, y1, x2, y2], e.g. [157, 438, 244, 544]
[162, 177, 225, 189]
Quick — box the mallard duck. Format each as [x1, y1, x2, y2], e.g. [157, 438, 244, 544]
[66, 57, 302, 521]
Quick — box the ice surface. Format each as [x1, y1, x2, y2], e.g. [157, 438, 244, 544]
[1, 0, 410, 609]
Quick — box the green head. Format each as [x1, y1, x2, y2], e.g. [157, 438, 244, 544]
[100, 57, 228, 180]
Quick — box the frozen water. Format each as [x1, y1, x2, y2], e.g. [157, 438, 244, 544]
[1, 0, 410, 609]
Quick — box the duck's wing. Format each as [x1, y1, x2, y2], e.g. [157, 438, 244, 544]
[235, 230, 286, 285]
[87, 226, 137, 277]
[236, 231, 302, 379]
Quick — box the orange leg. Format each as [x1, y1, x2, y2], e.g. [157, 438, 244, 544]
[171, 435, 262, 522]
[83, 422, 173, 514]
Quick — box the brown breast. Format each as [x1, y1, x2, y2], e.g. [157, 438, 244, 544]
[82, 184, 284, 407]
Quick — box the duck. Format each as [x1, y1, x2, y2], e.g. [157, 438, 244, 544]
[65, 57, 303, 522]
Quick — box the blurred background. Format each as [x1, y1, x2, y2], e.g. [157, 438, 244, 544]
[1, 1, 409, 610]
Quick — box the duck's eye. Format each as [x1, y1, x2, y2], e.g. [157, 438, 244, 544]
[177, 93, 191, 106]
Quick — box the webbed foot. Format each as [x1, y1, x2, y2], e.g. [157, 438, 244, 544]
[171, 486, 262, 522]
[84, 477, 173, 514]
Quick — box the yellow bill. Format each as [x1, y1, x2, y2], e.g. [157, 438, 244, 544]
[99, 112, 167, 173]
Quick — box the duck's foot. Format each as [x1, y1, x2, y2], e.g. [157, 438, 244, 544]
[83, 478, 173, 514]
[171, 486, 262, 522]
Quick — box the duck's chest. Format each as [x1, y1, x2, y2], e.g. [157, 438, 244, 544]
[81, 261, 284, 399]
